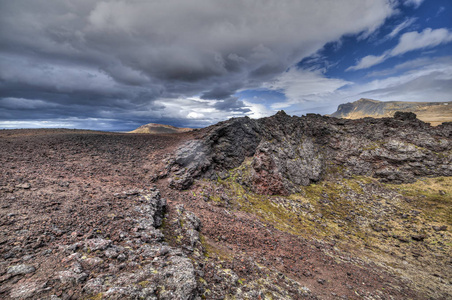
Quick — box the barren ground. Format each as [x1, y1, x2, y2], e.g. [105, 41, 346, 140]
[0, 129, 449, 299]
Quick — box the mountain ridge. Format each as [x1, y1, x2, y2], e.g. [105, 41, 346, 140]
[330, 98, 452, 126]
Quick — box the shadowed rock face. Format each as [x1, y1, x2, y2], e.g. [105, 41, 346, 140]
[168, 116, 262, 190]
[168, 111, 452, 195]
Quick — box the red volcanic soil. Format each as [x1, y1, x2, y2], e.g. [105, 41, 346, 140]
[0, 129, 419, 299]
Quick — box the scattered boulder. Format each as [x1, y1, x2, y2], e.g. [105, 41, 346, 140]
[158, 255, 199, 300]
[58, 270, 88, 285]
[7, 264, 36, 275]
[394, 111, 417, 121]
[85, 238, 111, 251]
[9, 281, 44, 299]
[173, 205, 203, 253]
[139, 190, 167, 227]
[411, 234, 426, 242]
[83, 277, 105, 294]
[15, 183, 31, 189]
[432, 225, 447, 232]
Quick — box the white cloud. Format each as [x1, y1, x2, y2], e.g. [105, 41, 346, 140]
[390, 28, 452, 56]
[263, 68, 351, 110]
[436, 6, 445, 17]
[403, 0, 424, 8]
[386, 17, 416, 39]
[346, 54, 387, 71]
[152, 97, 250, 127]
[187, 112, 204, 119]
[348, 28, 452, 71]
[263, 56, 452, 116]
[348, 57, 452, 102]
[242, 101, 275, 119]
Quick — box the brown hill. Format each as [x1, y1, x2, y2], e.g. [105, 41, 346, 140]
[330, 98, 452, 126]
[129, 123, 193, 134]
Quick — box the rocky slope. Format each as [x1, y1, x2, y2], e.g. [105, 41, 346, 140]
[165, 111, 452, 299]
[1, 112, 451, 299]
[330, 98, 452, 126]
[168, 111, 451, 195]
[129, 123, 193, 134]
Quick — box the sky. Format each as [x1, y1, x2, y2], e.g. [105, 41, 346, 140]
[0, 0, 451, 131]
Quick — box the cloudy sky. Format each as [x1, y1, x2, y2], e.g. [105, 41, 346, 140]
[1, 0, 451, 131]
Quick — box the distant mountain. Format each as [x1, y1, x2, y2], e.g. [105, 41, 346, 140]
[129, 123, 193, 134]
[330, 98, 452, 126]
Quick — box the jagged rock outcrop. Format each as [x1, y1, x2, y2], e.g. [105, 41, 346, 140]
[57, 189, 201, 300]
[138, 190, 166, 227]
[168, 111, 452, 195]
[168, 116, 262, 190]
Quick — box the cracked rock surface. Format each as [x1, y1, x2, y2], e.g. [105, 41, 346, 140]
[169, 111, 451, 194]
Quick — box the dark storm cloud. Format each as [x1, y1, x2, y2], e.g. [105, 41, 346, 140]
[0, 0, 397, 129]
[200, 81, 244, 100]
[213, 97, 250, 113]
